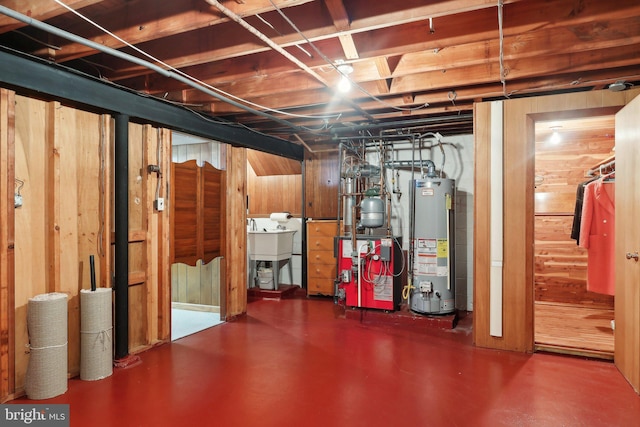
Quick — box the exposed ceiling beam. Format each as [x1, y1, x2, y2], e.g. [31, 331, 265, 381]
[0, 48, 303, 159]
[47, 0, 531, 80]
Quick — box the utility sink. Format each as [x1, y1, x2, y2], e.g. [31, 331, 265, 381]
[248, 229, 296, 261]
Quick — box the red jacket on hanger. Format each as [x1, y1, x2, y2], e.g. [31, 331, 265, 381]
[579, 178, 615, 295]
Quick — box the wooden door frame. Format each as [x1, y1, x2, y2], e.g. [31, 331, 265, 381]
[474, 88, 640, 353]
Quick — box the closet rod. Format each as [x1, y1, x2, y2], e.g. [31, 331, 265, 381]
[586, 156, 615, 177]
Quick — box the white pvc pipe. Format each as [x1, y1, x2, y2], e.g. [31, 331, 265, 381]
[358, 243, 368, 307]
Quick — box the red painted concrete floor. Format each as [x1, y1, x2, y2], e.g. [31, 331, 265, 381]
[12, 298, 640, 426]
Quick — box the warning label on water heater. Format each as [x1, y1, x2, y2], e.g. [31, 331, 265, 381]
[437, 239, 448, 257]
[413, 238, 449, 277]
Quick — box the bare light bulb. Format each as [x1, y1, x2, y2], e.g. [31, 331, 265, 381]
[549, 125, 562, 144]
[336, 62, 353, 93]
[338, 75, 351, 93]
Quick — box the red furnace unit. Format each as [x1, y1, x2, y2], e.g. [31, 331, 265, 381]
[337, 236, 403, 311]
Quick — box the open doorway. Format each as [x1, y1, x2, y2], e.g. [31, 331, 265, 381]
[245, 149, 303, 297]
[533, 115, 615, 358]
[171, 259, 224, 340]
[170, 131, 226, 341]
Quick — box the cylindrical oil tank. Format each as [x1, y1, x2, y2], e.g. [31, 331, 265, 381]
[409, 178, 455, 314]
[360, 196, 385, 228]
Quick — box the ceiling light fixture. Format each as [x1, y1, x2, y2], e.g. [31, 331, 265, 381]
[608, 80, 627, 92]
[549, 125, 562, 144]
[336, 61, 354, 93]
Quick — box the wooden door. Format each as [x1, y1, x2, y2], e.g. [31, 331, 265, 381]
[615, 94, 640, 393]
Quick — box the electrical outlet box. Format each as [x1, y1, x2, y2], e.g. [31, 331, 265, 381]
[419, 281, 433, 293]
[154, 198, 165, 211]
[341, 269, 351, 283]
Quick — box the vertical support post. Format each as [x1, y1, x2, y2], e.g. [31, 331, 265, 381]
[114, 114, 129, 360]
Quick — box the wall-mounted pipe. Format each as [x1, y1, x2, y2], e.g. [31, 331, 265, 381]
[330, 114, 473, 134]
[418, 132, 446, 178]
[114, 114, 129, 360]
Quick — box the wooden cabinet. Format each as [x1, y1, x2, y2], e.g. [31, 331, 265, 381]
[306, 220, 337, 296]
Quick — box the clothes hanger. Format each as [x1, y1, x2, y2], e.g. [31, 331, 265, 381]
[601, 170, 615, 182]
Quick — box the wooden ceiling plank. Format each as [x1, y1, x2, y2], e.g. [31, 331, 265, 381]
[25, 0, 316, 61]
[147, 27, 640, 104]
[338, 34, 359, 60]
[375, 79, 391, 95]
[392, 17, 640, 76]
[324, 0, 350, 31]
[391, 43, 640, 93]
[127, 8, 640, 96]
[69, 11, 640, 91]
[28, 0, 505, 69]
[337, 0, 521, 34]
[13, 0, 640, 74]
[203, 64, 640, 120]
[96, 0, 640, 84]
[374, 56, 391, 78]
[0, 0, 103, 31]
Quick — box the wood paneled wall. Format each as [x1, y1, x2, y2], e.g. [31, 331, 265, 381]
[247, 164, 302, 216]
[474, 88, 640, 353]
[173, 141, 224, 167]
[171, 259, 220, 307]
[247, 149, 301, 176]
[304, 150, 339, 219]
[534, 117, 615, 308]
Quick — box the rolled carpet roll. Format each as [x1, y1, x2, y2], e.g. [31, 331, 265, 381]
[25, 292, 68, 400]
[80, 288, 113, 381]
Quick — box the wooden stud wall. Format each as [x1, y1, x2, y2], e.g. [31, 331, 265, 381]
[225, 147, 247, 318]
[157, 128, 172, 341]
[0, 89, 15, 402]
[474, 88, 640, 353]
[1, 94, 171, 401]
